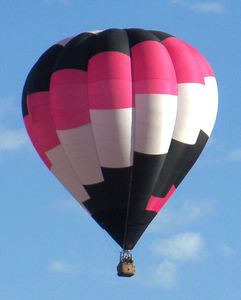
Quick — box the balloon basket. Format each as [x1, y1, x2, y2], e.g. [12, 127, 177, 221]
[117, 250, 135, 277]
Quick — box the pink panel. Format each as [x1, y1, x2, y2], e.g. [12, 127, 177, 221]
[50, 69, 90, 130]
[131, 41, 177, 95]
[162, 37, 204, 84]
[88, 80, 133, 109]
[146, 185, 176, 212]
[88, 51, 132, 82]
[88, 51, 133, 109]
[190, 46, 215, 77]
[24, 91, 64, 169]
[26, 92, 59, 151]
[24, 115, 52, 169]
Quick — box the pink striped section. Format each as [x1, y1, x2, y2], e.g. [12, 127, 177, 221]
[162, 37, 204, 84]
[146, 185, 176, 212]
[88, 51, 133, 109]
[131, 41, 177, 95]
[24, 91, 63, 168]
[190, 46, 215, 77]
[24, 116, 52, 169]
[50, 69, 90, 130]
[88, 51, 132, 81]
[24, 109, 52, 169]
[26, 92, 59, 151]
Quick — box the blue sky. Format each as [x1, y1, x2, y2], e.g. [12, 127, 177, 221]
[0, 1, 241, 299]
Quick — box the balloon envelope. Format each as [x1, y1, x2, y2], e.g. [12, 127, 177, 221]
[22, 28, 218, 250]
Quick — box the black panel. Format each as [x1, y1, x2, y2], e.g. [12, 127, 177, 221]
[150, 30, 173, 41]
[90, 209, 156, 249]
[174, 130, 208, 187]
[90, 29, 130, 57]
[130, 152, 167, 210]
[22, 78, 30, 117]
[26, 44, 63, 94]
[126, 28, 161, 48]
[53, 32, 94, 71]
[83, 167, 132, 213]
[22, 44, 63, 116]
[53, 29, 130, 72]
[83, 153, 166, 248]
[153, 131, 209, 197]
[123, 209, 156, 249]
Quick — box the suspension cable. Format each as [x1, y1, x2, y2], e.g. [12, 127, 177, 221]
[122, 169, 133, 250]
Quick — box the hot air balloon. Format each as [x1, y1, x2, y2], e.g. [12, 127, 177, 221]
[22, 28, 218, 277]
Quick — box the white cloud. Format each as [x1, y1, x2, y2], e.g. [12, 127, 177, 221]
[151, 232, 205, 263]
[203, 140, 241, 164]
[219, 243, 235, 257]
[0, 128, 29, 152]
[140, 232, 205, 289]
[169, 0, 187, 4]
[0, 95, 29, 154]
[191, 2, 224, 14]
[53, 198, 90, 218]
[0, 96, 17, 119]
[45, 0, 72, 5]
[54, 198, 80, 212]
[48, 260, 78, 273]
[152, 260, 178, 289]
[149, 199, 214, 233]
[169, 0, 225, 14]
[227, 148, 241, 161]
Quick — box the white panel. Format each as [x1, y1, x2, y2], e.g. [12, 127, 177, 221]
[172, 83, 205, 145]
[90, 109, 133, 168]
[88, 30, 104, 34]
[201, 76, 218, 137]
[46, 145, 89, 204]
[57, 125, 104, 185]
[135, 94, 177, 154]
[57, 37, 73, 46]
